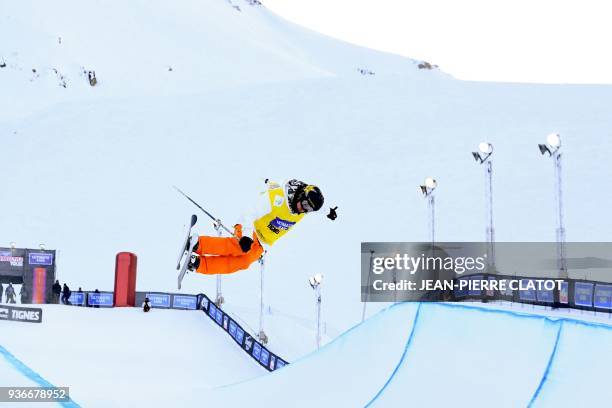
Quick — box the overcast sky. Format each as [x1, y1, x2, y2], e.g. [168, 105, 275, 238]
[262, 0, 611, 84]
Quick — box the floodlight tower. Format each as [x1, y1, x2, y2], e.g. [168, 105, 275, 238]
[361, 250, 374, 322]
[538, 133, 567, 279]
[419, 177, 438, 246]
[258, 254, 268, 344]
[309, 273, 324, 349]
[213, 223, 224, 306]
[472, 142, 495, 270]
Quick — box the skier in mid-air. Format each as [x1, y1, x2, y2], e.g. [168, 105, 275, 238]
[185, 179, 325, 276]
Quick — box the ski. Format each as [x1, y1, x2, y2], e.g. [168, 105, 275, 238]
[177, 214, 198, 270]
[177, 232, 199, 290]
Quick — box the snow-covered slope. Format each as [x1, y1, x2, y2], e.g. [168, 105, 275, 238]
[206, 303, 612, 407]
[2, 0, 612, 363]
[0, 0, 431, 120]
[0, 305, 261, 406]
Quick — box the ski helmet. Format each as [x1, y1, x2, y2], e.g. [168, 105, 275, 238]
[295, 184, 324, 213]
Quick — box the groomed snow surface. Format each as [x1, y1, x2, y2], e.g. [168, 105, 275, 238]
[2, 302, 611, 407]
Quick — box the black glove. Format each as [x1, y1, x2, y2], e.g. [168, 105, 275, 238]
[327, 206, 338, 221]
[239, 236, 254, 252]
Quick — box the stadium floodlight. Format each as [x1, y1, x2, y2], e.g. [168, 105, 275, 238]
[479, 142, 493, 154]
[538, 133, 562, 156]
[424, 177, 437, 190]
[419, 177, 437, 245]
[472, 142, 495, 270]
[309, 273, 324, 289]
[39, 243, 46, 250]
[547, 133, 561, 148]
[309, 273, 324, 349]
[472, 141, 493, 163]
[10, 242, 16, 249]
[538, 134, 567, 281]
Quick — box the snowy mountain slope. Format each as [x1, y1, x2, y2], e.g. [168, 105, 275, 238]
[2, 0, 612, 363]
[0, 305, 262, 406]
[0, 0, 431, 120]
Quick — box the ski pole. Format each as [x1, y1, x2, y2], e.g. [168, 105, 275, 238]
[173, 185, 236, 237]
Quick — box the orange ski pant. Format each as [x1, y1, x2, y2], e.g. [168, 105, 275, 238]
[195, 233, 264, 275]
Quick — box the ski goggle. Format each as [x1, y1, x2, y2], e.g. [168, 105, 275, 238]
[300, 199, 315, 213]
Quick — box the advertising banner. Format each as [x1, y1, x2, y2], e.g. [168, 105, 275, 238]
[574, 282, 594, 307]
[68, 292, 86, 306]
[0, 305, 43, 323]
[28, 253, 54, 266]
[0, 248, 25, 279]
[146, 293, 171, 308]
[593, 284, 612, 309]
[172, 295, 198, 310]
[536, 286, 554, 303]
[87, 292, 114, 307]
[518, 279, 537, 301]
[198, 293, 289, 372]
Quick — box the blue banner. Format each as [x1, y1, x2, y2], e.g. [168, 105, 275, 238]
[147, 293, 171, 308]
[209, 303, 218, 319]
[234, 325, 245, 345]
[260, 348, 270, 366]
[536, 287, 554, 303]
[68, 292, 86, 306]
[215, 308, 223, 325]
[88, 292, 113, 307]
[454, 276, 483, 298]
[485, 276, 496, 297]
[468, 275, 483, 297]
[594, 284, 612, 309]
[172, 295, 197, 310]
[229, 320, 238, 338]
[197, 292, 289, 372]
[519, 279, 537, 301]
[574, 282, 594, 307]
[28, 253, 54, 266]
[453, 278, 468, 298]
[270, 217, 296, 231]
[252, 343, 262, 360]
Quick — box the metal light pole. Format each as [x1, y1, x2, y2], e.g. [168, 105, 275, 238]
[538, 133, 567, 279]
[309, 274, 324, 349]
[419, 177, 437, 246]
[361, 250, 374, 322]
[258, 253, 268, 344]
[472, 142, 495, 271]
[214, 223, 224, 306]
